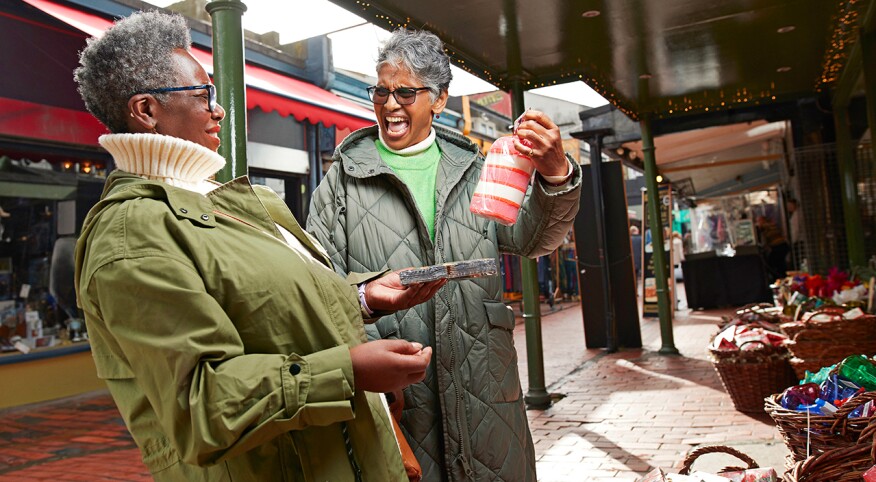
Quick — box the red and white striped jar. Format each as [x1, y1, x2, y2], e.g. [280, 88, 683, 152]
[469, 135, 534, 226]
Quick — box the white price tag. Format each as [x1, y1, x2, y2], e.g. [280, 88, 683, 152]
[19, 283, 30, 299]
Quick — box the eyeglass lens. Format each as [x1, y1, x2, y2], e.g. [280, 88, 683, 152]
[369, 87, 422, 105]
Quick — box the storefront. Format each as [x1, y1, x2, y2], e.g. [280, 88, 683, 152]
[0, 0, 374, 409]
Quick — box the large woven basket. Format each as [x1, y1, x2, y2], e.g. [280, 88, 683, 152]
[764, 390, 876, 465]
[783, 419, 876, 481]
[709, 342, 796, 413]
[781, 309, 876, 363]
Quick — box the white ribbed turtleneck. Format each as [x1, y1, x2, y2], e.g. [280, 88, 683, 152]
[99, 133, 225, 195]
[378, 128, 436, 156]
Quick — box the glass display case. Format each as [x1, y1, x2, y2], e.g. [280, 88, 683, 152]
[686, 190, 782, 255]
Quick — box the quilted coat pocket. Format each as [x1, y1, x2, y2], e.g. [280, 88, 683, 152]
[484, 300, 521, 402]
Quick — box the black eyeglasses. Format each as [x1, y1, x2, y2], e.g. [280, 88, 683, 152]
[366, 86, 431, 105]
[137, 84, 217, 112]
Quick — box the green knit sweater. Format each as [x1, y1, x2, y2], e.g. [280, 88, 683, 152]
[375, 139, 441, 241]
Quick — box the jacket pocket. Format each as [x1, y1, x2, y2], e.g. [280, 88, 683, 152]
[484, 300, 521, 403]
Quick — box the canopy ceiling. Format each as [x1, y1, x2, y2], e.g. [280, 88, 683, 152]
[327, 0, 871, 121]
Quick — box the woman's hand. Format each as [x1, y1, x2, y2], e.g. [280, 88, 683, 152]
[350, 340, 432, 393]
[512, 109, 569, 178]
[365, 271, 446, 312]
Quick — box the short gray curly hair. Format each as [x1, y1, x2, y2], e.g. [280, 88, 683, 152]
[376, 29, 452, 102]
[74, 11, 192, 133]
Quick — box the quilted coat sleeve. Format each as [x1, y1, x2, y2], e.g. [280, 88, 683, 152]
[306, 162, 348, 277]
[497, 157, 582, 258]
[81, 256, 356, 467]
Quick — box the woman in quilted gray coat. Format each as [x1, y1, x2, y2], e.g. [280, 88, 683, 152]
[307, 28, 582, 482]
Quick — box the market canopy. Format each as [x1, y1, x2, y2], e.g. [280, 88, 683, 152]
[327, 0, 869, 126]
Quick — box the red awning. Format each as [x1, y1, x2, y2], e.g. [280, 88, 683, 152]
[22, 0, 376, 132]
[0, 97, 107, 146]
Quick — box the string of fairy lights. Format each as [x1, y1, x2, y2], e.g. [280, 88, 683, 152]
[817, 0, 865, 89]
[352, 0, 865, 121]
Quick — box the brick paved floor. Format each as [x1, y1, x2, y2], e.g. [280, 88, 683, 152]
[0, 291, 787, 481]
[518, 298, 787, 481]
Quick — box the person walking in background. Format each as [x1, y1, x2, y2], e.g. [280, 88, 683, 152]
[307, 28, 581, 482]
[756, 215, 790, 279]
[630, 225, 642, 283]
[73, 12, 444, 481]
[786, 198, 804, 270]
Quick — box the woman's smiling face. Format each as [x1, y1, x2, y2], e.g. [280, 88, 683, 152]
[153, 49, 225, 151]
[374, 63, 447, 150]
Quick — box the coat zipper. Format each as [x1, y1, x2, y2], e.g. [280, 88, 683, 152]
[436, 230, 474, 478]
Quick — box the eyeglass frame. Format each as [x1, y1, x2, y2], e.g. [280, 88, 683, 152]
[135, 84, 217, 112]
[366, 86, 432, 105]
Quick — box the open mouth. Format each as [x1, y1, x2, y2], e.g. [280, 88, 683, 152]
[383, 116, 410, 138]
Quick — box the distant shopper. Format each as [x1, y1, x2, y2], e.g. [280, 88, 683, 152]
[786, 198, 804, 270]
[756, 215, 790, 279]
[307, 27, 581, 482]
[630, 225, 642, 281]
[73, 11, 443, 481]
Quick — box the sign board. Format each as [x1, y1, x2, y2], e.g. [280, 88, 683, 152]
[641, 184, 673, 318]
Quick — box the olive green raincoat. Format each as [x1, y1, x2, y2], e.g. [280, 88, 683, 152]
[75, 171, 407, 481]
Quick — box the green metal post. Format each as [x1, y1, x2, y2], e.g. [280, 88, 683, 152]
[502, 0, 549, 409]
[833, 103, 866, 267]
[512, 80, 551, 410]
[206, 0, 248, 182]
[640, 116, 678, 355]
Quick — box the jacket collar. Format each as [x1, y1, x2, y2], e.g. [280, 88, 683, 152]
[93, 170, 218, 228]
[334, 125, 481, 178]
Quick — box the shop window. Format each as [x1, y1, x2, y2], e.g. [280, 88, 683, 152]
[0, 153, 106, 354]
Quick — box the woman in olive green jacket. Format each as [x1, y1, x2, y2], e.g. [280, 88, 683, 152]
[73, 12, 442, 481]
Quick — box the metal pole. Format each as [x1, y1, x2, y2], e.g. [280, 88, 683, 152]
[510, 80, 551, 410]
[206, 0, 248, 182]
[586, 132, 617, 353]
[833, 103, 866, 267]
[501, 0, 549, 409]
[307, 123, 320, 194]
[640, 116, 678, 355]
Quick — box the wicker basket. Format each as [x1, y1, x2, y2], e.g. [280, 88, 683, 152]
[709, 342, 796, 413]
[679, 445, 761, 475]
[764, 390, 876, 464]
[781, 309, 876, 363]
[783, 420, 876, 481]
[789, 357, 834, 380]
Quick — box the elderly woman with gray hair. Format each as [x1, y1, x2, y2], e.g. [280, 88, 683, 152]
[74, 11, 446, 482]
[307, 28, 582, 481]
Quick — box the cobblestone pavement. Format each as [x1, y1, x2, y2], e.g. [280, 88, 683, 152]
[0, 295, 787, 481]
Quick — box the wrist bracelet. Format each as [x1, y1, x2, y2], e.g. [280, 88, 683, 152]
[358, 282, 374, 316]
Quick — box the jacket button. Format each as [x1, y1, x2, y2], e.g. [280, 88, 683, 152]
[289, 364, 301, 375]
[368, 169, 374, 173]
[179, 208, 188, 214]
[201, 214, 210, 221]
[347, 166, 354, 171]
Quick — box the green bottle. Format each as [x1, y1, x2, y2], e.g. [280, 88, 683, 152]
[838, 355, 876, 391]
